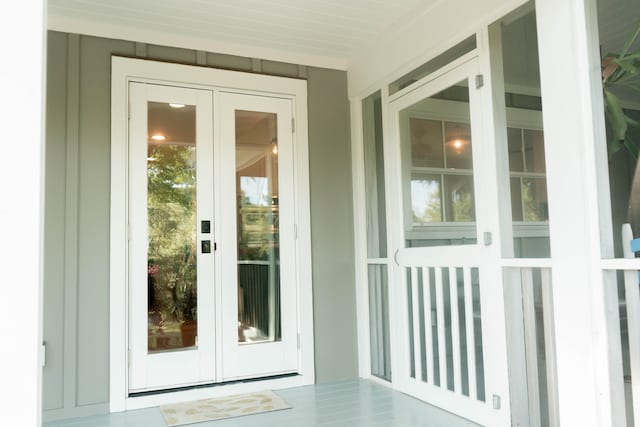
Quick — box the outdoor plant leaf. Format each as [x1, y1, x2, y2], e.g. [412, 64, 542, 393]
[605, 89, 628, 141]
[603, 20, 640, 160]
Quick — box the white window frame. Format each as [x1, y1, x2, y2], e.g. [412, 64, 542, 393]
[109, 56, 314, 411]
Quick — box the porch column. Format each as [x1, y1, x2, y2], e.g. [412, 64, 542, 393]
[0, 1, 46, 426]
[535, 0, 624, 426]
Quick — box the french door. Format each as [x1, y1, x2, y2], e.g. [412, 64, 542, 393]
[386, 58, 512, 426]
[128, 82, 298, 392]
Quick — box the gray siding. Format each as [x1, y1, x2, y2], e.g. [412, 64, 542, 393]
[307, 68, 358, 382]
[43, 31, 356, 420]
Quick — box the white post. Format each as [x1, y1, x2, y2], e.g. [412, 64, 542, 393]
[0, 1, 45, 426]
[535, 0, 624, 425]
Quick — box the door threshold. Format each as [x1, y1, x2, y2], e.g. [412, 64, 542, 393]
[128, 372, 299, 398]
[120, 372, 313, 411]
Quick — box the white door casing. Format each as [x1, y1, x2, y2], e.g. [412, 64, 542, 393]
[110, 57, 315, 410]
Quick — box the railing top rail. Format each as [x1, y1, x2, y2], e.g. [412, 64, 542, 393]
[601, 258, 640, 270]
[501, 258, 552, 269]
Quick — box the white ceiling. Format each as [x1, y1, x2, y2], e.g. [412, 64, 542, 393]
[47, 0, 640, 72]
[47, 0, 426, 69]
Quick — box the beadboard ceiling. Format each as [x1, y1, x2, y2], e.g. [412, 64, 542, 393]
[47, 0, 639, 71]
[47, 0, 426, 69]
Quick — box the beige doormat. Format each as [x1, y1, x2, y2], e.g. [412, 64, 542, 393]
[160, 390, 291, 426]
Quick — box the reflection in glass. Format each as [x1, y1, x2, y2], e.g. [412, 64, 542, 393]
[524, 129, 546, 173]
[510, 177, 524, 221]
[369, 264, 391, 381]
[411, 175, 442, 224]
[410, 118, 444, 168]
[146, 101, 198, 353]
[507, 128, 525, 172]
[522, 178, 549, 221]
[444, 175, 475, 222]
[363, 92, 388, 258]
[235, 110, 281, 344]
[444, 122, 472, 169]
[401, 81, 476, 247]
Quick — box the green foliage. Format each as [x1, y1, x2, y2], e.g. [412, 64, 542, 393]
[603, 21, 640, 159]
[147, 144, 197, 323]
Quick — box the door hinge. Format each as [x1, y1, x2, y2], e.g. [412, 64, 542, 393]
[475, 74, 484, 89]
[294, 224, 298, 240]
[128, 349, 131, 367]
[483, 231, 493, 246]
[292, 117, 295, 133]
[297, 333, 301, 349]
[492, 394, 501, 410]
[41, 342, 46, 367]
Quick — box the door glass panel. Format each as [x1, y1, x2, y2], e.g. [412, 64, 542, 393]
[146, 101, 198, 353]
[235, 110, 281, 344]
[401, 81, 477, 248]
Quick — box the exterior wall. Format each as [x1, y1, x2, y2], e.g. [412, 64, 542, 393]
[43, 30, 356, 420]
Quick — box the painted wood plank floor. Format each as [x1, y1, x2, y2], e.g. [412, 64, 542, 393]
[44, 380, 481, 427]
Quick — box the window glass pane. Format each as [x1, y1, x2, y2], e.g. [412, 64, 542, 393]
[444, 122, 472, 169]
[410, 118, 444, 168]
[524, 129, 546, 173]
[411, 174, 442, 224]
[443, 175, 475, 222]
[146, 101, 198, 353]
[363, 92, 388, 258]
[511, 177, 524, 221]
[522, 178, 549, 222]
[400, 80, 477, 248]
[508, 128, 524, 172]
[235, 110, 281, 344]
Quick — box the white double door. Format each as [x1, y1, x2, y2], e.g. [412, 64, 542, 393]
[127, 82, 298, 392]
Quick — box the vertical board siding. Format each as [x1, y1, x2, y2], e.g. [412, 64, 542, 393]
[307, 67, 358, 383]
[76, 36, 136, 406]
[43, 31, 354, 421]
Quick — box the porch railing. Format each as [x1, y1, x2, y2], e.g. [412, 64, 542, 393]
[502, 260, 559, 427]
[600, 223, 640, 427]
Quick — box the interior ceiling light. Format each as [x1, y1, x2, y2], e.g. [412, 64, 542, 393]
[169, 103, 186, 108]
[151, 134, 166, 141]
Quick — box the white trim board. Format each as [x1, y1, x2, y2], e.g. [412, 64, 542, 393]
[110, 56, 315, 412]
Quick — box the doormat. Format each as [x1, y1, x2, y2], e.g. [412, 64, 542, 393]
[160, 390, 291, 426]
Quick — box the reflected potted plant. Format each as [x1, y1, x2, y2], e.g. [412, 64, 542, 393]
[602, 22, 640, 236]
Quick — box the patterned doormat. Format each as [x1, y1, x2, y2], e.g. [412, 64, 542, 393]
[160, 390, 291, 426]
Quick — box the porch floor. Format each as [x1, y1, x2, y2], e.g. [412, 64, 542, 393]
[44, 380, 480, 427]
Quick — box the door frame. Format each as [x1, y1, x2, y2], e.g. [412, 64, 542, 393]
[351, 31, 514, 425]
[109, 56, 314, 411]
[385, 57, 511, 426]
